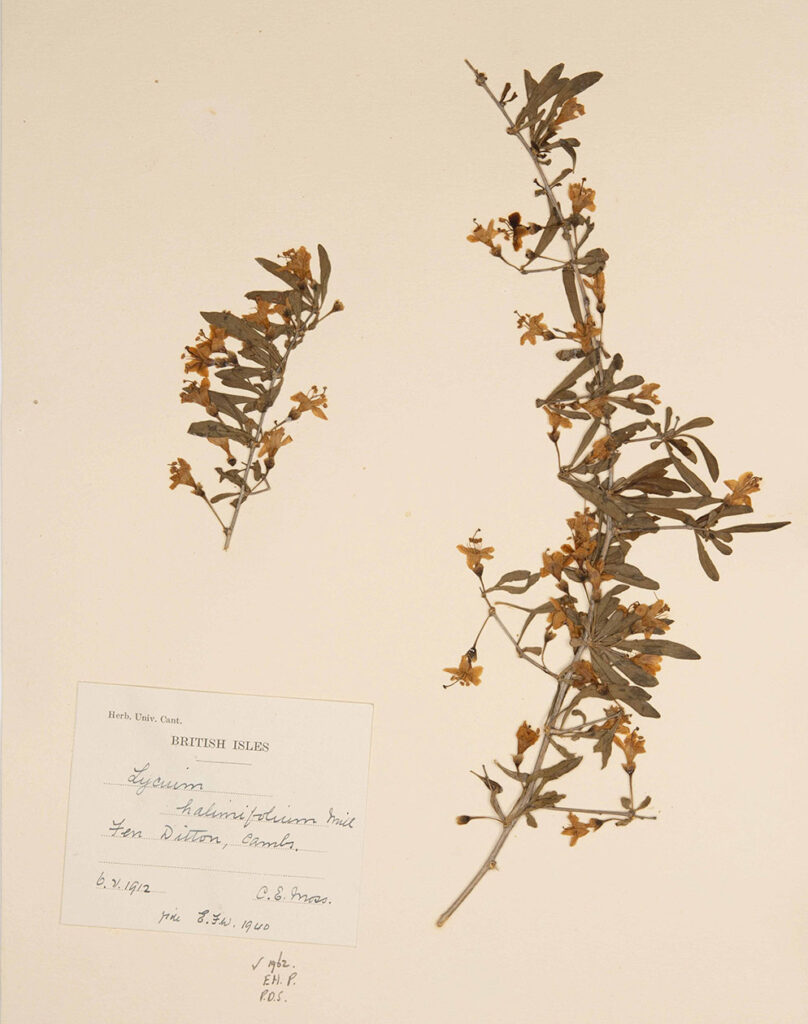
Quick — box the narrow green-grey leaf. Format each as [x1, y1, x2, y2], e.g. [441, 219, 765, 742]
[689, 435, 720, 481]
[570, 417, 601, 465]
[616, 639, 701, 660]
[187, 421, 252, 445]
[255, 257, 305, 289]
[677, 416, 713, 433]
[485, 569, 539, 593]
[544, 350, 596, 402]
[529, 789, 565, 810]
[317, 244, 331, 297]
[568, 479, 627, 522]
[470, 770, 503, 795]
[533, 217, 561, 256]
[695, 533, 720, 581]
[606, 651, 659, 688]
[534, 756, 582, 782]
[605, 562, 660, 590]
[562, 264, 583, 322]
[243, 289, 292, 304]
[720, 521, 790, 533]
[671, 454, 711, 497]
[556, 70, 603, 103]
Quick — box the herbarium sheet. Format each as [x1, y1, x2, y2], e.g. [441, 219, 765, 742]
[2, 1, 807, 1022]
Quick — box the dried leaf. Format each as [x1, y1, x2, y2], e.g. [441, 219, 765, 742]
[689, 436, 720, 481]
[695, 533, 720, 581]
[562, 265, 583, 322]
[530, 790, 565, 810]
[187, 420, 252, 445]
[471, 769, 503, 794]
[486, 570, 540, 594]
[616, 639, 700, 660]
[533, 755, 582, 781]
[317, 244, 331, 297]
[719, 521, 789, 534]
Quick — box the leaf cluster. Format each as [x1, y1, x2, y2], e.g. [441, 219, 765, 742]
[169, 245, 342, 549]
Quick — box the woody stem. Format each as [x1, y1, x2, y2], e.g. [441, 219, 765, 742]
[222, 323, 304, 550]
[436, 674, 569, 927]
[223, 400, 277, 551]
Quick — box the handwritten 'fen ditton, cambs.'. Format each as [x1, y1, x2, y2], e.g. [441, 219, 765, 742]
[436, 60, 789, 927]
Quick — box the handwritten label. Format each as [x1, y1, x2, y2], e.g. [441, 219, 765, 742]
[250, 951, 300, 1004]
[61, 682, 373, 945]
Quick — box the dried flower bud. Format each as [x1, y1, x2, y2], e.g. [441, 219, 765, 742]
[456, 815, 471, 825]
[332, 299, 345, 312]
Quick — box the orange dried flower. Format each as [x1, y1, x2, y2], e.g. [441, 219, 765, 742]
[516, 721, 540, 756]
[632, 382, 661, 405]
[554, 97, 585, 127]
[281, 246, 313, 282]
[561, 812, 600, 846]
[563, 316, 601, 353]
[584, 271, 605, 304]
[540, 548, 574, 579]
[566, 510, 598, 561]
[569, 659, 600, 690]
[546, 597, 580, 636]
[583, 559, 613, 599]
[207, 436, 232, 459]
[587, 435, 618, 463]
[516, 311, 551, 345]
[184, 342, 214, 378]
[467, 219, 501, 248]
[579, 395, 613, 419]
[443, 654, 484, 687]
[723, 471, 761, 508]
[631, 600, 671, 638]
[498, 212, 532, 251]
[615, 728, 646, 773]
[545, 405, 573, 431]
[568, 181, 596, 215]
[457, 532, 495, 573]
[630, 653, 662, 677]
[180, 379, 212, 408]
[169, 458, 197, 491]
[257, 426, 292, 461]
[592, 705, 631, 737]
[289, 386, 328, 420]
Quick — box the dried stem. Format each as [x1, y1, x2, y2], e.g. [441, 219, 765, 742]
[223, 349, 292, 550]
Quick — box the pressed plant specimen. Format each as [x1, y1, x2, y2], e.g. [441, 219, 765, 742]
[169, 246, 342, 549]
[437, 61, 788, 927]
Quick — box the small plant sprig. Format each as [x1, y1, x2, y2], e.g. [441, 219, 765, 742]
[436, 61, 789, 927]
[169, 246, 343, 549]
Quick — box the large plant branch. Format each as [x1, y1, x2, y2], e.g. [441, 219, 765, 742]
[437, 63, 618, 926]
[440, 58, 787, 932]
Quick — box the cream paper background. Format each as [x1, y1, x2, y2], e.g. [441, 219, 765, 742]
[3, 1, 807, 1021]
